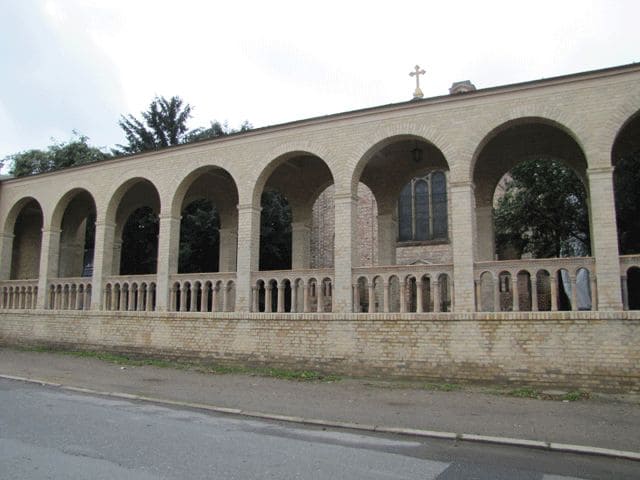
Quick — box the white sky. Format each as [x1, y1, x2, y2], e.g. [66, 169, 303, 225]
[1, 0, 638, 161]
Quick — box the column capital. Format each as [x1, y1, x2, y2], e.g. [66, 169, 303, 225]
[449, 180, 475, 191]
[333, 192, 359, 203]
[236, 203, 262, 213]
[586, 166, 614, 177]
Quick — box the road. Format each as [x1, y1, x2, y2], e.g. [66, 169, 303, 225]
[0, 379, 636, 479]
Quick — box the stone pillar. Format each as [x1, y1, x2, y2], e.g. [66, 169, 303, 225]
[474, 279, 481, 312]
[450, 182, 476, 312]
[0, 233, 15, 280]
[291, 222, 311, 270]
[156, 214, 181, 311]
[277, 282, 285, 313]
[222, 283, 229, 312]
[302, 281, 309, 313]
[250, 285, 258, 312]
[218, 227, 237, 272]
[570, 275, 578, 311]
[333, 193, 358, 313]
[291, 283, 298, 313]
[180, 285, 187, 312]
[235, 205, 261, 312]
[475, 205, 495, 261]
[587, 167, 622, 310]
[352, 284, 359, 313]
[433, 280, 441, 313]
[91, 221, 115, 310]
[512, 273, 519, 312]
[377, 213, 397, 266]
[190, 284, 198, 312]
[494, 275, 501, 312]
[368, 282, 376, 313]
[265, 284, 273, 312]
[317, 281, 324, 313]
[36, 228, 61, 309]
[383, 282, 390, 313]
[399, 280, 406, 313]
[212, 285, 219, 312]
[531, 278, 538, 312]
[550, 275, 558, 311]
[621, 275, 629, 311]
[416, 278, 424, 313]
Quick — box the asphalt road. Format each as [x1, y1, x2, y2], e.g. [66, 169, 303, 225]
[0, 379, 637, 480]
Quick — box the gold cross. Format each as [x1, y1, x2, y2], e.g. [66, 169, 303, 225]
[409, 65, 426, 99]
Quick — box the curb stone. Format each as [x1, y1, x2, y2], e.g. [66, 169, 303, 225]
[2, 373, 639, 462]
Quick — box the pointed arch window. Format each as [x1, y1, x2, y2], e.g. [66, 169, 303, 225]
[397, 171, 448, 242]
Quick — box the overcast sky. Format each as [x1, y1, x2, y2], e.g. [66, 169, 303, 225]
[1, 0, 638, 161]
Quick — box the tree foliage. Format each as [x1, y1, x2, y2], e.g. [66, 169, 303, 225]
[185, 120, 252, 143]
[6, 133, 110, 177]
[120, 207, 159, 275]
[260, 190, 292, 270]
[179, 199, 219, 273]
[614, 150, 640, 254]
[114, 96, 193, 154]
[494, 159, 590, 258]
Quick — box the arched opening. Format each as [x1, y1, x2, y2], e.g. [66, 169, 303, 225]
[9, 199, 43, 280]
[473, 120, 589, 261]
[110, 179, 161, 276]
[498, 271, 512, 312]
[356, 276, 368, 312]
[627, 267, 640, 310]
[517, 270, 532, 311]
[173, 166, 239, 273]
[354, 136, 450, 267]
[255, 152, 334, 272]
[612, 112, 640, 255]
[536, 270, 552, 311]
[56, 190, 97, 277]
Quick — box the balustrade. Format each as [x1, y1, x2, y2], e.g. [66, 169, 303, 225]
[251, 269, 333, 313]
[104, 275, 157, 311]
[170, 273, 236, 313]
[0, 280, 38, 310]
[47, 278, 92, 310]
[474, 257, 596, 312]
[352, 264, 453, 313]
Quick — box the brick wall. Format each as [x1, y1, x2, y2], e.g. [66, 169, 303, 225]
[1, 310, 638, 391]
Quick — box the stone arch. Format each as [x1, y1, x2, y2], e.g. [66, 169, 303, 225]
[253, 151, 335, 271]
[106, 178, 161, 276]
[472, 118, 589, 261]
[52, 188, 97, 278]
[5, 198, 44, 280]
[611, 109, 640, 255]
[352, 134, 451, 267]
[171, 166, 240, 274]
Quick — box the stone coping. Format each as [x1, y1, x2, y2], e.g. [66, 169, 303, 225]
[1, 309, 639, 322]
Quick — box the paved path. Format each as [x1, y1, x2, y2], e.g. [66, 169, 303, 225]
[1, 348, 638, 455]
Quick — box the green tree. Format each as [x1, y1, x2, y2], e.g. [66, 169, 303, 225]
[185, 120, 252, 143]
[178, 199, 220, 273]
[614, 150, 640, 254]
[494, 159, 590, 258]
[6, 133, 110, 177]
[114, 96, 193, 154]
[259, 190, 292, 270]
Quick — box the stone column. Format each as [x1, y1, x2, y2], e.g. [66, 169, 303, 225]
[212, 285, 219, 312]
[218, 227, 237, 272]
[291, 283, 298, 313]
[570, 274, 578, 311]
[531, 278, 538, 312]
[0, 233, 15, 280]
[383, 282, 390, 313]
[377, 213, 397, 266]
[251, 285, 258, 312]
[291, 222, 311, 270]
[399, 280, 406, 313]
[317, 281, 324, 312]
[179, 285, 187, 312]
[512, 273, 519, 312]
[222, 283, 229, 312]
[368, 282, 376, 313]
[550, 275, 558, 311]
[450, 181, 476, 312]
[416, 278, 424, 313]
[156, 214, 181, 311]
[433, 280, 441, 313]
[190, 284, 198, 312]
[91, 221, 115, 310]
[475, 206, 495, 261]
[36, 228, 61, 309]
[277, 282, 285, 313]
[235, 205, 261, 312]
[333, 193, 358, 313]
[587, 167, 622, 310]
[302, 281, 310, 313]
[621, 275, 629, 311]
[494, 275, 501, 312]
[265, 284, 273, 312]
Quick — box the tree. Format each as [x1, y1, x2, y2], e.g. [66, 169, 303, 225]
[6, 133, 110, 177]
[259, 190, 292, 270]
[185, 120, 252, 143]
[494, 158, 590, 258]
[179, 199, 219, 273]
[114, 96, 193, 154]
[614, 150, 640, 254]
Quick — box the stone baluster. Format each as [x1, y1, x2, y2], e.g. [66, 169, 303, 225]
[531, 278, 538, 312]
[291, 282, 298, 313]
[368, 281, 376, 313]
[317, 281, 324, 313]
[302, 281, 310, 313]
[265, 284, 273, 313]
[383, 282, 390, 313]
[179, 284, 188, 312]
[212, 284, 219, 312]
[433, 280, 441, 313]
[222, 283, 229, 312]
[399, 280, 406, 313]
[550, 275, 558, 311]
[416, 278, 424, 313]
[277, 282, 285, 313]
[512, 274, 519, 312]
[190, 283, 199, 312]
